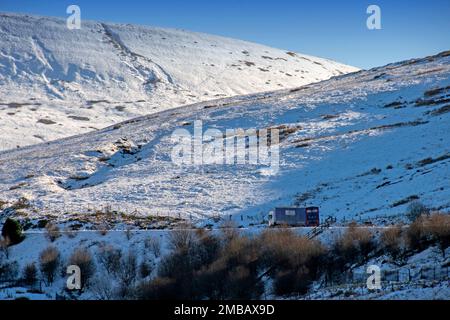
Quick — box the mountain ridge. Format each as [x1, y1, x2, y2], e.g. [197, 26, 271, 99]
[0, 12, 358, 150]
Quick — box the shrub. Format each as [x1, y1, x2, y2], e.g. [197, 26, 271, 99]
[167, 228, 196, 251]
[193, 229, 221, 266]
[39, 246, 60, 285]
[117, 251, 138, 287]
[258, 229, 325, 296]
[69, 248, 96, 289]
[139, 261, 153, 279]
[22, 263, 38, 287]
[157, 249, 195, 299]
[259, 229, 323, 268]
[144, 237, 161, 257]
[219, 221, 240, 245]
[424, 213, 450, 257]
[11, 197, 30, 210]
[45, 222, 61, 242]
[331, 223, 375, 270]
[97, 245, 122, 275]
[273, 267, 311, 296]
[157, 230, 224, 299]
[1, 218, 25, 245]
[406, 201, 430, 222]
[380, 225, 406, 261]
[194, 235, 263, 300]
[405, 216, 429, 251]
[0, 238, 10, 259]
[0, 260, 19, 282]
[90, 274, 116, 300]
[136, 277, 178, 300]
[97, 223, 109, 236]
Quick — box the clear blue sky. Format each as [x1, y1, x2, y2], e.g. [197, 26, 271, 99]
[1, 0, 449, 69]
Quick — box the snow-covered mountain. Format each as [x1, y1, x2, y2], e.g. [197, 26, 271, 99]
[0, 12, 358, 151]
[0, 50, 448, 226]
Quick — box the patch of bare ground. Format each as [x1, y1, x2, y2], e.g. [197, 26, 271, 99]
[291, 120, 428, 148]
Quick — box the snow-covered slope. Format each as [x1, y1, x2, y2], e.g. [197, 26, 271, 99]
[0, 12, 358, 151]
[0, 51, 448, 226]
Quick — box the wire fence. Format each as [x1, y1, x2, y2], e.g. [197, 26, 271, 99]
[323, 265, 450, 289]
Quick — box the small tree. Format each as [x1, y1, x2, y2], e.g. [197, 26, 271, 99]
[22, 263, 38, 287]
[1, 218, 25, 245]
[406, 201, 429, 222]
[115, 251, 138, 299]
[39, 246, 60, 285]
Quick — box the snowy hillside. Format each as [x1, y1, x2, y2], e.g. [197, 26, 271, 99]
[0, 12, 358, 151]
[0, 50, 449, 227]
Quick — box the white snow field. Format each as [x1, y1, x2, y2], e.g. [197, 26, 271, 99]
[0, 12, 358, 151]
[0, 50, 449, 228]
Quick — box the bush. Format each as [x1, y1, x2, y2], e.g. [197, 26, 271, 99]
[324, 223, 376, 281]
[112, 251, 139, 299]
[273, 267, 311, 296]
[139, 261, 153, 279]
[97, 245, 122, 275]
[69, 248, 96, 289]
[1, 218, 25, 245]
[153, 229, 328, 299]
[144, 237, 161, 258]
[258, 229, 325, 296]
[167, 228, 196, 251]
[0, 260, 19, 282]
[380, 225, 406, 261]
[405, 216, 429, 251]
[39, 246, 60, 285]
[331, 223, 376, 272]
[424, 213, 450, 256]
[194, 235, 263, 300]
[90, 274, 116, 300]
[0, 238, 10, 259]
[137, 277, 178, 300]
[45, 222, 61, 242]
[406, 201, 430, 222]
[22, 263, 38, 287]
[117, 251, 138, 287]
